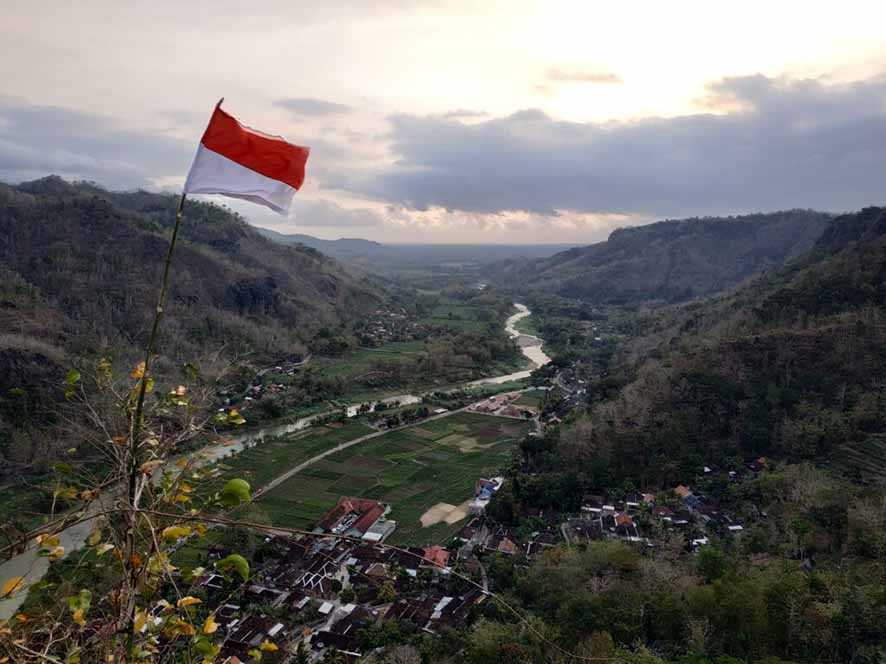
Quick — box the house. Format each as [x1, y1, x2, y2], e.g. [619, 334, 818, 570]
[526, 530, 558, 557]
[385, 598, 433, 629]
[469, 477, 504, 514]
[424, 588, 485, 633]
[362, 517, 397, 543]
[564, 518, 604, 544]
[313, 606, 378, 660]
[224, 616, 286, 660]
[317, 496, 388, 538]
[484, 527, 519, 556]
[611, 513, 641, 540]
[423, 545, 450, 569]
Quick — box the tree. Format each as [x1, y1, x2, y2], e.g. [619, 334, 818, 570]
[0, 357, 255, 662]
[696, 545, 730, 583]
[377, 580, 396, 604]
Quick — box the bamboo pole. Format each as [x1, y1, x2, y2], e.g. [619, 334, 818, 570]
[122, 191, 187, 637]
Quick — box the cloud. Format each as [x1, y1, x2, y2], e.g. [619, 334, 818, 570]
[440, 109, 488, 119]
[275, 97, 352, 116]
[289, 198, 383, 227]
[353, 73, 886, 217]
[0, 97, 192, 189]
[547, 68, 623, 84]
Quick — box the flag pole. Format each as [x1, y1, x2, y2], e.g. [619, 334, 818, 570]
[129, 191, 187, 451]
[123, 190, 186, 635]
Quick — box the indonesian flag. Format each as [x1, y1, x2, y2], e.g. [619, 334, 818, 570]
[184, 100, 310, 214]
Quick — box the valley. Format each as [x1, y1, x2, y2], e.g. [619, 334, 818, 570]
[1, 183, 884, 664]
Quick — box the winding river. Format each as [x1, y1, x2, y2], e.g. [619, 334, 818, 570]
[0, 303, 548, 618]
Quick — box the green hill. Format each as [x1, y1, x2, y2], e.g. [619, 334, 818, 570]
[0, 176, 385, 475]
[497, 209, 832, 305]
[579, 206, 886, 486]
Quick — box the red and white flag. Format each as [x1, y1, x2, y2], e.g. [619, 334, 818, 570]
[184, 100, 310, 214]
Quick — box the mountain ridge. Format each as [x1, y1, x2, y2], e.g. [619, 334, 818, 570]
[494, 209, 834, 305]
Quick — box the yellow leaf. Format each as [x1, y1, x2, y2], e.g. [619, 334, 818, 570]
[13, 613, 28, 623]
[139, 459, 164, 474]
[131, 361, 145, 379]
[53, 487, 78, 500]
[259, 640, 278, 652]
[176, 596, 201, 608]
[79, 489, 100, 501]
[175, 458, 188, 468]
[168, 619, 196, 636]
[162, 526, 191, 541]
[202, 615, 218, 634]
[1, 576, 24, 598]
[47, 545, 65, 561]
[35, 534, 60, 547]
[111, 435, 127, 446]
[87, 529, 102, 546]
[173, 494, 192, 504]
[134, 611, 148, 633]
[193, 524, 207, 536]
[72, 607, 85, 626]
[96, 543, 115, 556]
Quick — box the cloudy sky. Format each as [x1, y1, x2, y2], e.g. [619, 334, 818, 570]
[2, 1, 886, 243]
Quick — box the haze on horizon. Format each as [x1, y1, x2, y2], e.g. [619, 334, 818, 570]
[2, 0, 886, 244]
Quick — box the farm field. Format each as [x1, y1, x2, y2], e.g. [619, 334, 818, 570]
[254, 412, 531, 546]
[209, 421, 374, 491]
[311, 340, 426, 380]
[418, 301, 492, 332]
[513, 389, 547, 409]
[830, 436, 886, 485]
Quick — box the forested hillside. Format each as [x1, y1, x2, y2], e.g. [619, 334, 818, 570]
[526, 206, 886, 495]
[0, 176, 384, 474]
[495, 210, 832, 305]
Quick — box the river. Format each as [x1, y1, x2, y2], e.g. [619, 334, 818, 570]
[0, 303, 547, 618]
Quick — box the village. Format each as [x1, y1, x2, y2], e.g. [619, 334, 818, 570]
[184, 446, 774, 663]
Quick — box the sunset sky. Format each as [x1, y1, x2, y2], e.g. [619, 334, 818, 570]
[2, 0, 886, 243]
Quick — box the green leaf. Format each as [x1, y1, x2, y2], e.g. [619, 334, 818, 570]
[66, 589, 91, 612]
[78, 589, 92, 611]
[220, 478, 251, 507]
[217, 554, 249, 581]
[193, 636, 219, 656]
[53, 462, 73, 475]
[65, 369, 81, 385]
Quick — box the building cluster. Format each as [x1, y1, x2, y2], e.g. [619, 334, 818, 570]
[193, 530, 487, 663]
[561, 465, 763, 551]
[468, 391, 537, 418]
[355, 307, 424, 346]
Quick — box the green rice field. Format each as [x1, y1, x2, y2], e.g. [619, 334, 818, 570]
[253, 412, 530, 546]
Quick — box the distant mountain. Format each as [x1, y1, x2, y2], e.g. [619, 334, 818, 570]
[257, 227, 574, 281]
[494, 210, 833, 305]
[256, 228, 385, 256]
